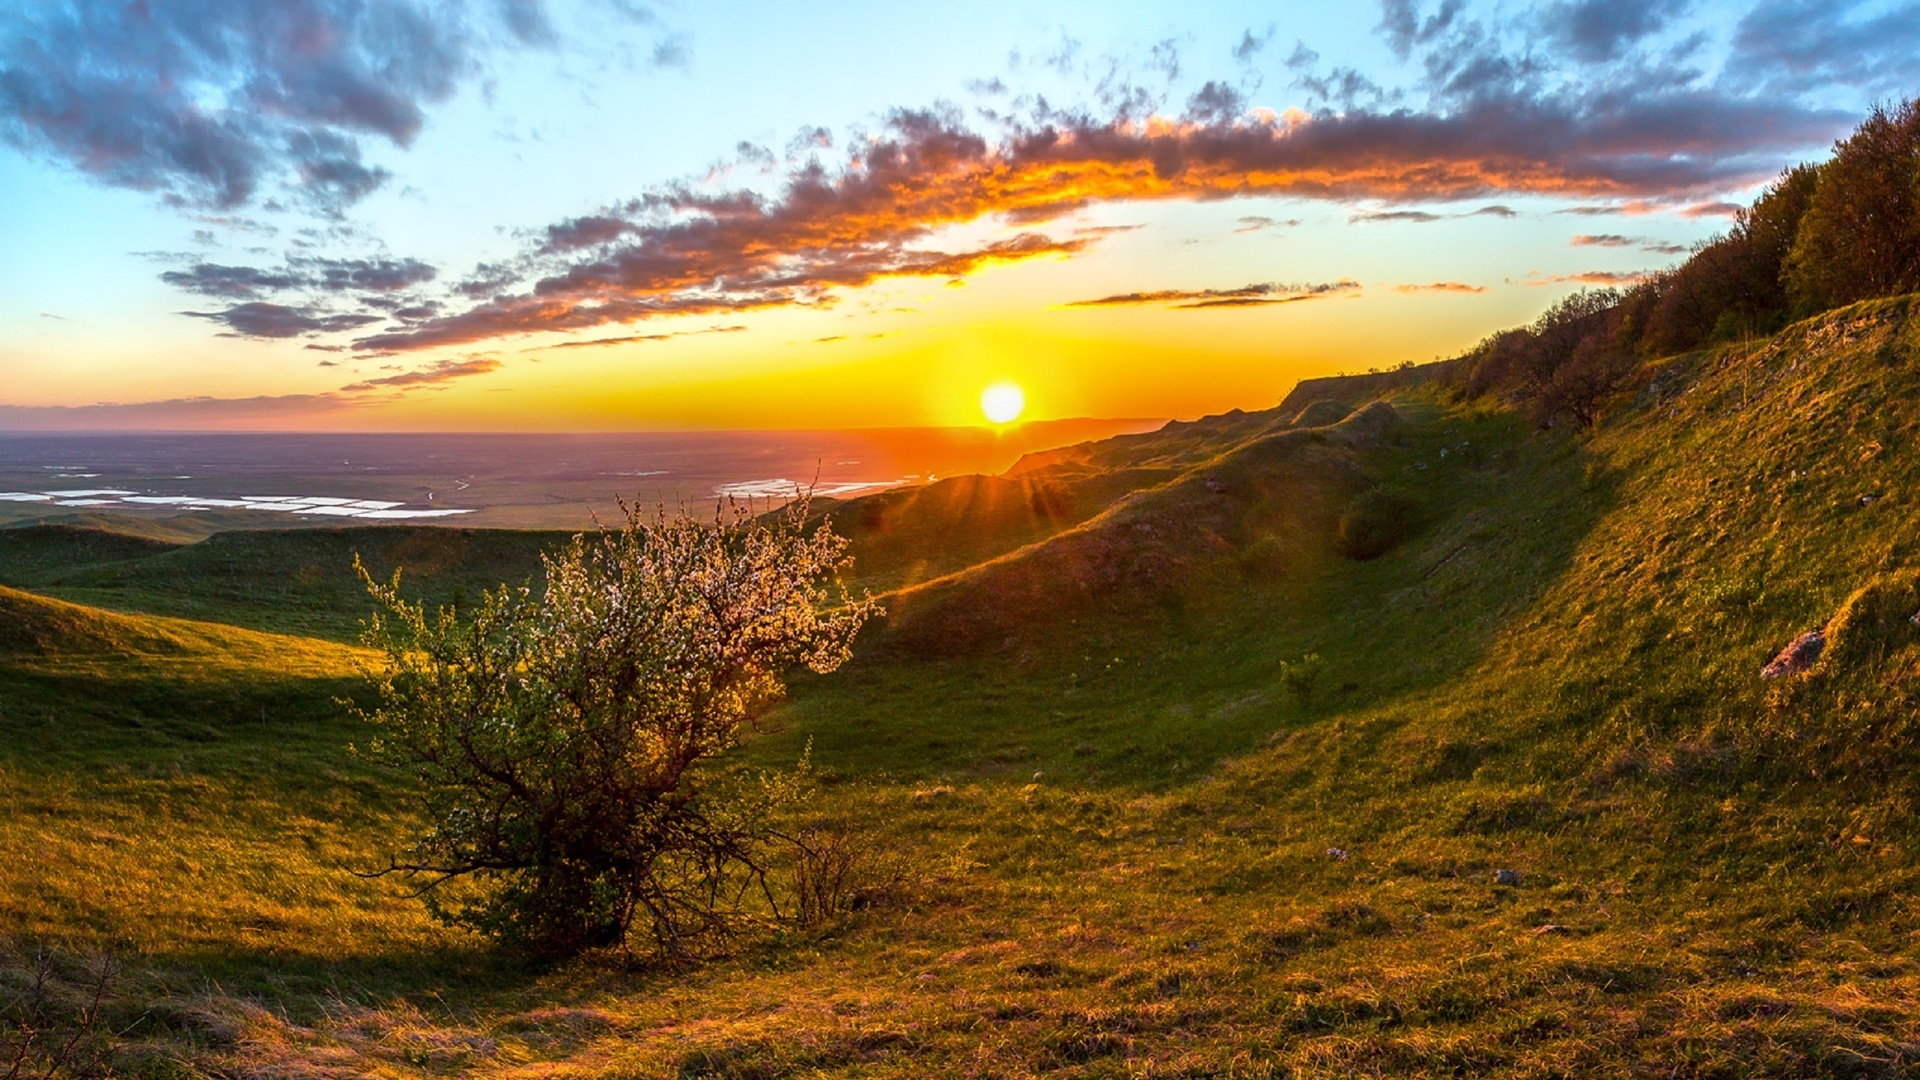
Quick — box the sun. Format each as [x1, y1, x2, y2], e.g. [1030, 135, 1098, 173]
[980, 382, 1026, 425]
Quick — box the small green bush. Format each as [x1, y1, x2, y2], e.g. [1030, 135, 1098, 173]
[1238, 533, 1287, 576]
[1336, 486, 1423, 560]
[1278, 653, 1324, 701]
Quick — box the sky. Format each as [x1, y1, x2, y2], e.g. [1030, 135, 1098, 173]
[0, 0, 1914, 432]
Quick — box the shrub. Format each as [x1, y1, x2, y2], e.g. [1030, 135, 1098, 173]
[1536, 334, 1639, 429]
[1238, 533, 1287, 576]
[1336, 486, 1423, 560]
[354, 499, 877, 960]
[1278, 653, 1324, 701]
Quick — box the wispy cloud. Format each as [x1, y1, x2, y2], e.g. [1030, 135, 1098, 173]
[1234, 215, 1302, 233]
[538, 325, 747, 351]
[1572, 233, 1692, 256]
[1396, 281, 1486, 293]
[1350, 209, 1444, 224]
[338, 356, 501, 391]
[1065, 280, 1361, 309]
[1522, 269, 1654, 287]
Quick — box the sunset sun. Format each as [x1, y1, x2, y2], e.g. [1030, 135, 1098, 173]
[980, 382, 1025, 425]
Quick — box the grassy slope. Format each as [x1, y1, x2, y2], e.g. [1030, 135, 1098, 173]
[6, 301, 1920, 1076]
[0, 525, 567, 641]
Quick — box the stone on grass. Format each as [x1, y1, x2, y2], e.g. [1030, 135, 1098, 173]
[1761, 630, 1825, 679]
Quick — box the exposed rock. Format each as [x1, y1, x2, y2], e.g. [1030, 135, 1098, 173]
[1326, 847, 1349, 861]
[1761, 630, 1825, 679]
[1494, 868, 1521, 886]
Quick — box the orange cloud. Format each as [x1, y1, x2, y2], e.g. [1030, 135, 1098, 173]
[1522, 270, 1653, 287]
[350, 98, 1837, 352]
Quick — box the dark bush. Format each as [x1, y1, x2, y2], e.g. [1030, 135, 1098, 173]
[1336, 486, 1423, 560]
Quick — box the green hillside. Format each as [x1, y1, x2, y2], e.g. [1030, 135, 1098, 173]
[0, 525, 566, 641]
[7, 300, 1920, 1076]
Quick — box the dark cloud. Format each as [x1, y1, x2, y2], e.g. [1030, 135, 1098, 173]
[1541, 0, 1682, 63]
[183, 301, 384, 338]
[0, 0, 515, 211]
[539, 214, 639, 254]
[0, 1, 692, 215]
[1730, 0, 1920, 98]
[1234, 215, 1301, 233]
[308, 257, 438, 292]
[1378, 0, 1468, 61]
[1147, 39, 1181, 82]
[1469, 204, 1519, 217]
[161, 263, 307, 298]
[1680, 200, 1743, 218]
[1065, 280, 1361, 309]
[455, 262, 522, 299]
[340, 356, 501, 391]
[1351, 209, 1445, 223]
[496, 0, 557, 46]
[1234, 27, 1274, 62]
[159, 256, 435, 300]
[1184, 81, 1245, 124]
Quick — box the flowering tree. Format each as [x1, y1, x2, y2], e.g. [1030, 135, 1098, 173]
[354, 499, 876, 960]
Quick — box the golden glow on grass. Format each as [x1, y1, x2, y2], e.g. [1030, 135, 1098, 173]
[980, 382, 1025, 425]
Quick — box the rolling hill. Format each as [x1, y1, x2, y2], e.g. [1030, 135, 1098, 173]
[5, 298, 1920, 1076]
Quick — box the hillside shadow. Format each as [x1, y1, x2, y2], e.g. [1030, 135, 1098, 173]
[764, 409, 1618, 791]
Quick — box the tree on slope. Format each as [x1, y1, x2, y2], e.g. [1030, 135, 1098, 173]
[354, 499, 876, 960]
[1785, 98, 1920, 314]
